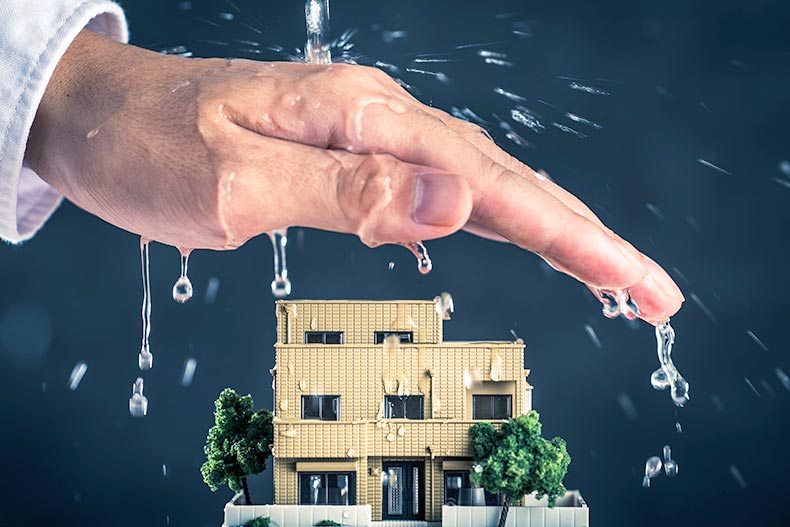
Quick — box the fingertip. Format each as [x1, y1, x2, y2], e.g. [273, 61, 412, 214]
[412, 172, 473, 230]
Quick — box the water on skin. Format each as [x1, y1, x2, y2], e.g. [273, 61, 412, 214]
[642, 456, 662, 488]
[269, 229, 292, 297]
[129, 377, 148, 417]
[138, 239, 153, 370]
[172, 248, 194, 304]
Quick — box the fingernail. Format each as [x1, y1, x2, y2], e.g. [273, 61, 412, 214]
[644, 258, 685, 302]
[413, 173, 465, 226]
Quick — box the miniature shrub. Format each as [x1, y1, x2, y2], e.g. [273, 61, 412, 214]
[315, 521, 341, 526]
[243, 516, 271, 527]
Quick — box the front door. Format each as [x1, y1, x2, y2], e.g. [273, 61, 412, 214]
[382, 461, 424, 520]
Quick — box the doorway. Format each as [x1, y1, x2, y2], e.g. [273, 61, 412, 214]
[382, 461, 424, 520]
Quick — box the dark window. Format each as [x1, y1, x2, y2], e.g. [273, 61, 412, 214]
[385, 395, 424, 419]
[299, 472, 356, 505]
[305, 331, 344, 344]
[302, 395, 340, 420]
[374, 331, 414, 344]
[444, 471, 500, 506]
[472, 395, 512, 420]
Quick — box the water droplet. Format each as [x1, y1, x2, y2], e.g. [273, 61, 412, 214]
[181, 357, 197, 387]
[139, 346, 153, 370]
[205, 277, 220, 304]
[172, 249, 193, 303]
[663, 445, 678, 477]
[269, 229, 292, 297]
[403, 242, 432, 274]
[139, 239, 153, 370]
[129, 377, 148, 417]
[434, 292, 454, 319]
[68, 361, 88, 390]
[675, 421, 683, 434]
[643, 456, 662, 488]
[388, 261, 395, 270]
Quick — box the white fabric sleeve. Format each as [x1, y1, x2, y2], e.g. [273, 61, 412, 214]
[0, 0, 128, 244]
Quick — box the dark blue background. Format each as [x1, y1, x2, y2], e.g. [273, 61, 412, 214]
[1, 0, 789, 525]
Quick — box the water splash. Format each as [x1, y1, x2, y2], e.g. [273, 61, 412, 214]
[584, 324, 602, 348]
[129, 377, 148, 417]
[139, 239, 153, 370]
[172, 248, 194, 304]
[511, 107, 545, 133]
[205, 276, 220, 304]
[651, 321, 690, 407]
[269, 229, 292, 297]
[434, 292, 454, 319]
[565, 112, 602, 129]
[569, 82, 610, 96]
[305, 0, 332, 64]
[403, 242, 432, 274]
[642, 456, 662, 488]
[697, 158, 732, 176]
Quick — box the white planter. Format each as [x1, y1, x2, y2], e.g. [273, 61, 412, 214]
[441, 490, 588, 527]
[223, 494, 372, 527]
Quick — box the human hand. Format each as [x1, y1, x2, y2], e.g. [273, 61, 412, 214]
[25, 30, 682, 324]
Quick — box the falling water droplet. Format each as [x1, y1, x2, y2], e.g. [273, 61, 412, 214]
[663, 445, 679, 477]
[651, 321, 690, 407]
[139, 239, 153, 371]
[675, 421, 683, 434]
[172, 248, 194, 304]
[129, 377, 148, 417]
[269, 229, 292, 297]
[68, 361, 88, 390]
[403, 242, 432, 274]
[642, 456, 663, 488]
[181, 357, 197, 387]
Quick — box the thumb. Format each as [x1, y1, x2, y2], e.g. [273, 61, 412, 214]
[221, 131, 473, 247]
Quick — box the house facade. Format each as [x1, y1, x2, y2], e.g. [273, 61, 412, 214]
[270, 300, 533, 523]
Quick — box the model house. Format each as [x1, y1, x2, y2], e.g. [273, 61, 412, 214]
[270, 299, 533, 522]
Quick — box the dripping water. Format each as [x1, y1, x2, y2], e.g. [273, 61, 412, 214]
[129, 377, 148, 417]
[651, 321, 690, 407]
[269, 229, 292, 297]
[139, 239, 153, 370]
[403, 242, 433, 274]
[172, 248, 194, 304]
[305, 0, 332, 64]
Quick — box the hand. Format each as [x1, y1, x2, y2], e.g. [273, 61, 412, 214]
[25, 30, 683, 324]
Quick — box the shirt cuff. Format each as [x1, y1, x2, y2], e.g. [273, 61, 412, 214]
[0, 2, 128, 244]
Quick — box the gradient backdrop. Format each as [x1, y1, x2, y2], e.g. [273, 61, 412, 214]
[1, 0, 789, 525]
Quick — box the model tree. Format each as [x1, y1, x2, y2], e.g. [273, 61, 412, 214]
[201, 388, 274, 504]
[470, 410, 570, 527]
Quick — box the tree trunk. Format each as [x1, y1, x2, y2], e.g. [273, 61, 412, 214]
[497, 494, 511, 527]
[241, 476, 252, 505]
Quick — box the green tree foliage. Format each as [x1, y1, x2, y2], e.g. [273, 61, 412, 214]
[470, 411, 571, 527]
[315, 520, 342, 526]
[201, 388, 274, 504]
[243, 517, 271, 527]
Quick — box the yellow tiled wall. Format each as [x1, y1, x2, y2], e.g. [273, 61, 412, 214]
[275, 301, 442, 345]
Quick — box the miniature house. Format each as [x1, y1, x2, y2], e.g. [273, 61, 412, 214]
[222, 299, 588, 526]
[273, 299, 532, 522]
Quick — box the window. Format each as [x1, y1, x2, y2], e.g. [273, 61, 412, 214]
[299, 472, 356, 505]
[305, 331, 344, 344]
[472, 395, 512, 420]
[302, 395, 340, 420]
[385, 395, 424, 419]
[374, 331, 414, 344]
[444, 471, 500, 506]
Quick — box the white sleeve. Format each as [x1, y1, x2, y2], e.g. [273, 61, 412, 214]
[0, 0, 128, 244]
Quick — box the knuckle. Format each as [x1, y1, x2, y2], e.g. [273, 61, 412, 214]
[337, 154, 400, 242]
